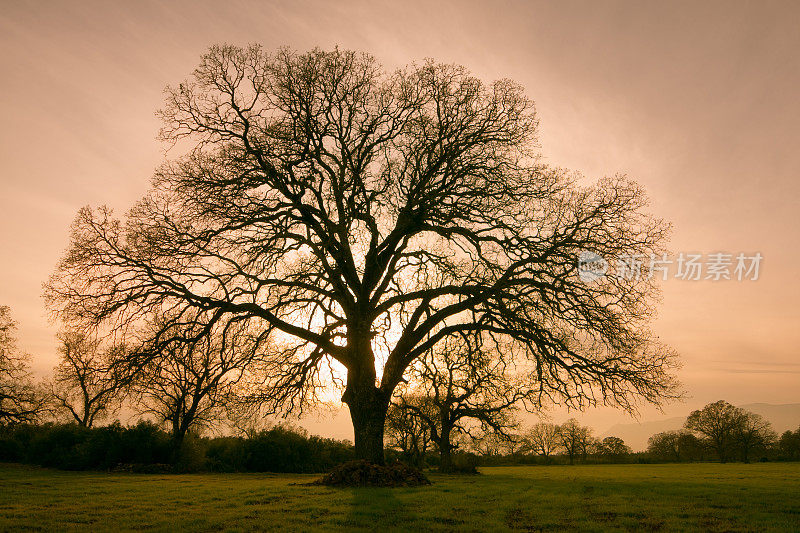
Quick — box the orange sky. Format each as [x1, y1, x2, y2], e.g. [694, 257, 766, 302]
[1, 0, 798, 435]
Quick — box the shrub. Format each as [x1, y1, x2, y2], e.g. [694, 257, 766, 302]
[449, 452, 480, 474]
[0, 422, 353, 473]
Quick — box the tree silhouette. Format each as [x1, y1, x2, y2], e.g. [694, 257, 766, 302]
[778, 427, 800, 461]
[685, 401, 776, 463]
[385, 396, 433, 467]
[50, 331, 122, 427]
[646, 430, 704, 462]
[130, 314, 269, 447]
[393, 334, 525, 471]
[734, 411, 775, 463]
[0, 306, 47, 423]
[46, 45, 678, 463]
[558, 418, 592, 465]
[684, 400, 743, 463]
[523, 422, 561, 460]
[596, 436, 631, 462]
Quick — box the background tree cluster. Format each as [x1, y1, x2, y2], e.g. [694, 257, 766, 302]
[648, 400, 780, 463]
[0, 420, 353, 473]
[4, 315, 800, 471]
[521, 420, 631, 464]
[0, 301, 275, 452]
[385, 398, 799, 468]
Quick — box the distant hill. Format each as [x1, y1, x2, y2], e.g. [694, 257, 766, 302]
[602, 403, 800, 452]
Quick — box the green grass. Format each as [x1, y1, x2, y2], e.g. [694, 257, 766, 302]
[1, 462, 798, 531]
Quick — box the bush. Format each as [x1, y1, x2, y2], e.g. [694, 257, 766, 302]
[242, 425, 354, 472]
[0, 422, 354, 474]
[448, 452, 479, 474]
[204, 436, 248, 472]
[0, 422, 174, 471]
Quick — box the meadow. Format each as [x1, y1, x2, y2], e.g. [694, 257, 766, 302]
[1, 462, 799, 532]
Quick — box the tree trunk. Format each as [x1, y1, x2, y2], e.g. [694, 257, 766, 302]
[718, 442, 727, 463]
[343, 373, 390, 465]
[438, 424, 454, 472]
[439, 446, 453, 472]
[341, 328, 394, 464]
[168, 415, 188, 462]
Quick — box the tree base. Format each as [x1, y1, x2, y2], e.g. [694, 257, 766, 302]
[311, 460, 431, 487]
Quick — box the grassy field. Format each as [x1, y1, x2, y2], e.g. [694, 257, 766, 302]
[1, 462, 799, 532]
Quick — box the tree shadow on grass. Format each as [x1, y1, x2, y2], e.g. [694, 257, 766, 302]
[344, 487, 404, 529]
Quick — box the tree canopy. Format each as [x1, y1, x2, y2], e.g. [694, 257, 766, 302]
[46, 45, 678, 463]
[685, 400, 776, 463]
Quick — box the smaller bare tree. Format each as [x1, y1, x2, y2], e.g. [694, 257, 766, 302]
[0, 306, 48, 423]
[502, 431, 526, 459]
[393, 335, 530, 472]
[129, 315, 270, 447]
[523, 422, 561, 461]
[385, 396, 434, 467]
[223, 401, 276, 439]
[778, 427, 800, 460]
[685, 400, 743, 463]
[647, 430, 682, 462]
[558, 418, 593, 465]
[596, 436, 632, 462]
[735, 411, 775, 463]
[471, 430, 508, 458]
[647, 430, 705, 462]
[50, 331, 122, 427]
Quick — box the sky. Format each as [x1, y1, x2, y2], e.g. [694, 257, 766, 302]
[1, 0, 799, 437]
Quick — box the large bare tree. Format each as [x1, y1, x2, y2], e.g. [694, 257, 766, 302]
[46, 45, 677, 463]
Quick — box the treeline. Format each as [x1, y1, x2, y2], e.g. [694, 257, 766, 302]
[385, 400, 800, 468]
[646, 427, 800, 463]
[647, 401, 800, 463]
[0, 422, 353, 473]
[4, 304, 800, 472]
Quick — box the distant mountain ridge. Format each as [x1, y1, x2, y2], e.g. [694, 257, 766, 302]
[601, 403, 800, 452]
